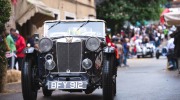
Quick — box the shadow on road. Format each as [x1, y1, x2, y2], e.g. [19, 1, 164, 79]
[38, 93, 102, 100]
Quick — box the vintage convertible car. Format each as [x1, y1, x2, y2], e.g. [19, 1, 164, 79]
[136, 42, 155, 58]
[22, 19, 117, 100]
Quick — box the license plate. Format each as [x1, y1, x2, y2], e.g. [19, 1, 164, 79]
[48, 81, 87, 90]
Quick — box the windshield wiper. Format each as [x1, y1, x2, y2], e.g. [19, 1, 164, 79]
[48, 21, 61, 30]
[76, 20, 90, 31]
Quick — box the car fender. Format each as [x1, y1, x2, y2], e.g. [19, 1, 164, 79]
[103, 46, 119, 59]
[103, 46, 115, 54]
[24, 47, 39, 70]
[24, 47, 38, 62]
[24, 47, 35, 54]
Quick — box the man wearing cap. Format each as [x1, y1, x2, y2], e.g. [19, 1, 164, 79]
[11, 30, 26, 71]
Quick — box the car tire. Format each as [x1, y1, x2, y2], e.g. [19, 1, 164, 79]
[142, 55, 145, 58]
[137, 55, 140, 58]
[156, 53, 160, 59]
[150, 54, 153, 58]
[22, 59, 38, 100]
[43, 88, 53, 97]
[177, 58, 180, 74]
[113, 75, 116, 96]
[102, 54, 116, 100]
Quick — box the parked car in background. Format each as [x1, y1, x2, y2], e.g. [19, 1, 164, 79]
[136, 42, 155, 58]
[156, 47, 168, 59]
[22, 19, 117, 100]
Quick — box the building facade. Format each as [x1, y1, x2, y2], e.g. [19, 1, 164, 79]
[8, 0, 96, 39]
[170, 0, 180, 7]
[42, 0, 96, 20]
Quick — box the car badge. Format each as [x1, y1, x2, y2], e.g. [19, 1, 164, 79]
[66, 37, 73, 43]
[66, 69, 70, 73]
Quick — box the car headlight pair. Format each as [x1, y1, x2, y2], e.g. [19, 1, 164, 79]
[86, 37, 100, 51]
[39, 38, 53, 53]
[39, 37, 100, 52]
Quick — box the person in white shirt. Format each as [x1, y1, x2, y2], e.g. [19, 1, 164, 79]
[167, 32, 176, 69]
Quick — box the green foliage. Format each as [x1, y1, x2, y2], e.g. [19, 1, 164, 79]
[0, 0, 11, 93]
[0, 0, 11, 61]
[0, 0, 11, 33]
[97, 0, 167, 33]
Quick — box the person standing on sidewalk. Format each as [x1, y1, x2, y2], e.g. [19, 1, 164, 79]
[174, 27, 180, 72]
[116, 39, 123, 67]
[122, 38, 129, 67]
[5, 29, 16, 69]
[167, 32, 176, 69]
[11, 30, 26, 71]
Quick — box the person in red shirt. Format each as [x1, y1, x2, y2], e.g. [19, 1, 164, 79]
[105, 34, 119, 59]
[11, 30, 26, 71]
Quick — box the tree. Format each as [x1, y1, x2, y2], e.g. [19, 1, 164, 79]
[96, 0, 167, 34]
[0, 0, 11, 93]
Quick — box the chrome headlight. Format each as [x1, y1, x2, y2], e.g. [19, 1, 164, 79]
[86, 37, 100, 51]
[45, 60, 56, 70]
[39, 38, 53, 53]
[82, 58, 92, 70]
[44, 54, 56, 70]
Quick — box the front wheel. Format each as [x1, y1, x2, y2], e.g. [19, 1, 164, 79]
[156, 53, 160, 59]
[22, 59, 38, 100]
[137, 55, 140, 58]
[150, 53, 153, 58]
[102, 54, 116, 100]
[177, 58, 180, 74]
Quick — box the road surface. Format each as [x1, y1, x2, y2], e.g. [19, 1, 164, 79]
[1, 57, 180, 100]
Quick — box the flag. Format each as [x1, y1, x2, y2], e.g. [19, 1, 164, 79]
[11, 0, 17, 6]
[160, 8, 170, 24]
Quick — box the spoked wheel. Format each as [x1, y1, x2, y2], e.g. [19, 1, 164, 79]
[22, 59, 38, 100]
[43, 87, 53, 97]
[102, 54, 116, 100]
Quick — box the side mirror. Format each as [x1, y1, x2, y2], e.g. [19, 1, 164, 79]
[34, 36, 39, 43]
[33, 33, 39, 44]
[106, 28, 111, 35]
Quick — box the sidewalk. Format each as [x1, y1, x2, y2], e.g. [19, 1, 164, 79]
[0, 82, 22, 95]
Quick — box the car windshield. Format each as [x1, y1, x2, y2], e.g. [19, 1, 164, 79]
[44, 21, 105, 38]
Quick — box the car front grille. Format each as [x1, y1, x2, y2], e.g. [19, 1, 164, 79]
[56, 42, 82, 72]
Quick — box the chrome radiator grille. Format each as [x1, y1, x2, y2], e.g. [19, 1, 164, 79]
[56, 42, 82, 72]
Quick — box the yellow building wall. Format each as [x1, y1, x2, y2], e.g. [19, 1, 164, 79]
[41, 0, 96, 20]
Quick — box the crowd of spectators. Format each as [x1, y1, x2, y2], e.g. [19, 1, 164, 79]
[109, 23, 176, 67]
[4, 28, 26, 71]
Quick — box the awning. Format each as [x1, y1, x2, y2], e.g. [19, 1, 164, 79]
[164, 11, 180, 26]
[16, 0, 59, 28]
[160, 8, 170, 24]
